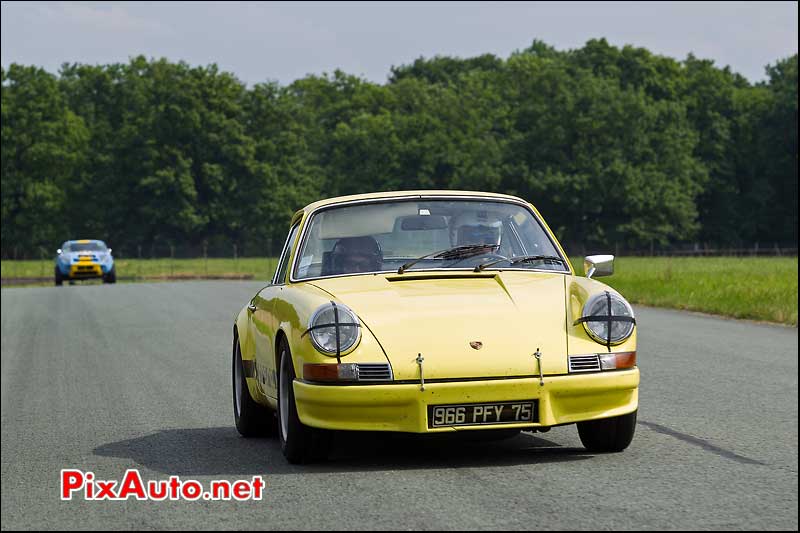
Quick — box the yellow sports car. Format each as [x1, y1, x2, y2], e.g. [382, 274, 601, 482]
[232, 191, 638, 463]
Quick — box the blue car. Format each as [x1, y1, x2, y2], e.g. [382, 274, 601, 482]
[55, 240, 116, 286]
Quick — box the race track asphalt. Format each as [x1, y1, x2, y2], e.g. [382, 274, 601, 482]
[1, 281, 797, 530]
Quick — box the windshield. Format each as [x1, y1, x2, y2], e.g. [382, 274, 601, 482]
[293, 199, 568, 280]
[65, 242, 107, 252]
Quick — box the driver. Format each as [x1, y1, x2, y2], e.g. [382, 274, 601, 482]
[331, 236, 383, 274]
[449, 211, 503, 247]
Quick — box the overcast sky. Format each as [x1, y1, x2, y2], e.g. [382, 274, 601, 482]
[1, 1, 797, 86]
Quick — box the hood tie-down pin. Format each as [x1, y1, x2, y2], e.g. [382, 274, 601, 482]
[416, 353, 425, 391]
[533, 348, 544, 387]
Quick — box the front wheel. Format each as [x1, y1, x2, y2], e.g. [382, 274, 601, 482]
[54, 267, 63, 286]
[103, 267, 116, 284]
[577, 410, 637, 453]
[277, 339, 332, 464]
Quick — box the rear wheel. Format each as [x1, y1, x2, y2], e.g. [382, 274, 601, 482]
[577, 410, 637, 453]
[277, 339, 332, 464]
[54, 267, 63, 286]
[232, 334, 276, 437]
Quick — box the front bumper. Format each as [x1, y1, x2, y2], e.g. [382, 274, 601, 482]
[68, 263, 103, 278]
[293, 368, 639, 433]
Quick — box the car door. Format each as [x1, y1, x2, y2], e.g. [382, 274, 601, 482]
[249, 223, 301, 400]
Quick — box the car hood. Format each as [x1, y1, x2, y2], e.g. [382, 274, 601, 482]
[309, 271, 569, 380]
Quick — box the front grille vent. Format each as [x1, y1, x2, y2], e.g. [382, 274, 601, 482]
[568, 354, 601, 373]
[356, 363, 393, 382]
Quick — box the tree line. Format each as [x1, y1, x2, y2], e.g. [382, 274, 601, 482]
[1, 39, 797, 258]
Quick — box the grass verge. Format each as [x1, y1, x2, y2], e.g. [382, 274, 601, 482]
[570, 256, 797, 326]
[1, 258, 280, 285]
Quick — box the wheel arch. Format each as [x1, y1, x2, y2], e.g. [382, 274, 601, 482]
[234, 307, 254, 360]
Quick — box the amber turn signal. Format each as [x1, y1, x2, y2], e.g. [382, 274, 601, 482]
[599, 351, 636, 370]
[303, 363, 359, 382]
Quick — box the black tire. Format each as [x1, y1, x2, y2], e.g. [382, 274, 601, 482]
[55, 267, 63, 286]
[232, 334, 277, 437]
[103, 267, 117, 284]
[277, 339, 332, 464]
[577, 410, 637, 453]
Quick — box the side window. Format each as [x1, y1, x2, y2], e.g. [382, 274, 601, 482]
[273, 224, 300, 285]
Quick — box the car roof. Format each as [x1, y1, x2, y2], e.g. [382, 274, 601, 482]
[292, 190, 529, 225]
[65, 239, 106, 245]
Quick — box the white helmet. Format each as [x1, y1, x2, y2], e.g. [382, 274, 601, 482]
[450, 211, 502, 246]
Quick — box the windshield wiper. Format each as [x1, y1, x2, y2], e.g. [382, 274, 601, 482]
[473, 254, 567, 272]
[397, 244, 500, 274]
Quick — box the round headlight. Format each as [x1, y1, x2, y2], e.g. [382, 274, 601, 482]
[580, 292, 635, 346]
[307, 302, 361, 356]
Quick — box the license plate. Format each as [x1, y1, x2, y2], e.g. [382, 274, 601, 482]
[428, 401, 538, 428]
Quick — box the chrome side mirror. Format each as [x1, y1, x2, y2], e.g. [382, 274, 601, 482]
[108, 248, 112, 254]
[56, 249, 62, 255]
[584, 255, 614, 278]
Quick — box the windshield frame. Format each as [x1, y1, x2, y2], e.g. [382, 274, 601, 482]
[289, 194, 572, 283]
[64, 241, 107, 253]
